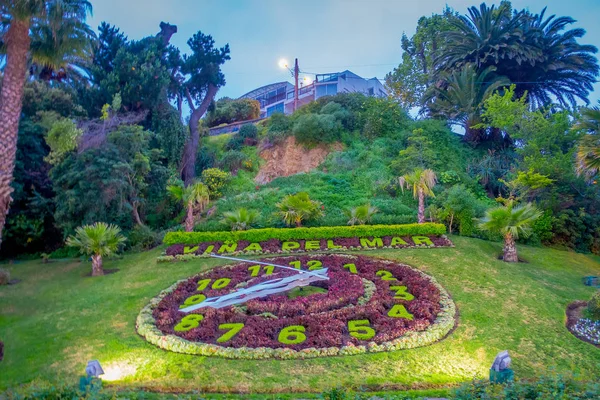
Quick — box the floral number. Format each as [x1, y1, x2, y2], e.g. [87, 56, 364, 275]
[343, 263, 357, 274]
[348, 320, 375, 340]
[387, 304, 414, 320]
[212, 278, 231, 289]
[180, 294, 206, 309]
[376, 270, 396, 281]
[216, 323, 244, 343]
[248, 265, 275, 277]
[196, 279, 211, 291]
[289, 261, 301, 269]
[174, 314, 204, 332]
[307, 260, 323, 270]
[389, 285, 415, 301]
[278, 325, 307, 344]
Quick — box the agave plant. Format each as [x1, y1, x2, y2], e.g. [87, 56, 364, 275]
[276, 192, 324, 227]
[66, 222, 126, 276]
[478, 202, 541, 263]
[346, 204, 379, 226]
[222, 208, 259, 231]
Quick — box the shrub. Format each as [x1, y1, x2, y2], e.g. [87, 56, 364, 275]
[221, 208, 259, 231]
[345, 204, 378, 225]
[128, 225, 161, 251]
[276, 192, 324, 227]
[0, 268, 10, 285]
[588, 291, 600, 320]
[219, 150, 249, 174]
[292, 113, 341, 145]
[238, 124, 258, 140]
[164, 222, 447, 245]
[201, 168, 230, 199]
[224, 135, 245, 151]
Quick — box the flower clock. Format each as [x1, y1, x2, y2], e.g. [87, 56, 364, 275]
[137, 254, 456, 359]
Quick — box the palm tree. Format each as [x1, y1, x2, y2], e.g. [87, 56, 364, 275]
[167, 181, 210, 232]
[221, 208, 259, 231]
[66, 222, 126, 276]
[398, 169, 437, 224]
[423, 65, 509, 143]
[574, 102, 600, 180]
[0, 0, 92, 249]
[346, 204, 379, 226]
[276, 192, 324, 227]
[478, 202, 541, 263]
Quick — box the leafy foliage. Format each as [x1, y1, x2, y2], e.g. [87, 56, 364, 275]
[221, 208, 259, 231]
[345, 204, 378, 226]
[205, 98, 260, 127]
[276, 192, 324, 227]
[66, 222, 126, 257]
[201, 168, 230, 199]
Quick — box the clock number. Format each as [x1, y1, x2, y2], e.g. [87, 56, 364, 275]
[180, 294, 206, 309]
[196, 279, 211, 291]
[389, 285, 415, 301]
[278, 325, 307, 344]
[348, 320, 376, 340]
[343, 263, 357, 274]
[174, 314, 203, 332]
[307, 260, 323, 270]
[212, 278, 231, 289]
[289, 261, 301, 270]
[248, 265, 274, 277]
[376, 270, 396, 281]
[216, 323, 244, 343]
[387, 304, 414, 320]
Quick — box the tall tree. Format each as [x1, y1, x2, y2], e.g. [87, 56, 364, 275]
[175, 32, 230, 184]
[398, 168, 437, 223]
[167, 181, 210, 232]
[423, 65, 509, 143]
[0, 0, 92, 249]
[575, 102, 600, 180]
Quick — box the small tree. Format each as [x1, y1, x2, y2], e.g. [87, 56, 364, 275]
[276, 192, 324, 227]
[478, 202, 541, 262]
[222, 208, 259, 231]
[66, 222, 126, 276]
[167, 181, 210, 232]
[346, 204, 378, 226]
[398, 169, 437, 223]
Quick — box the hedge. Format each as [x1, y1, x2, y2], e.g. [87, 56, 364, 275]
[163, 223, 446, 246]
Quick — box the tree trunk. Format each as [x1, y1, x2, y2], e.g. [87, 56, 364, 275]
[185, 204, 195, 232]
[132, 200, 144, 226]
[503, 232, 519, 263]
[91, 254, 104, 276]
[448, 212, 454, 234]
[0, 19, 32, 250]
[417, 188, 425, 223]
[182, 84, 218, 185]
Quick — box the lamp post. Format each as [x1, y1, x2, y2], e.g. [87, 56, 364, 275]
[279, 58, 300, 112]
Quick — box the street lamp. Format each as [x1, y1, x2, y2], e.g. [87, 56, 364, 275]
[279, 57, 300, 112]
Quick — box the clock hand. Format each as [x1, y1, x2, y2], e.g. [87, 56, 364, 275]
[209, 254, 330, 279]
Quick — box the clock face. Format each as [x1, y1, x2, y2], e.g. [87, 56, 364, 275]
[143, 254, 456, 359]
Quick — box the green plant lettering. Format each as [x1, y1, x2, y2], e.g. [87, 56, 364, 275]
[244, 242, 262, 252]
[217, 242, 238, 253]
[289, 261, 301, 269]
[278, 325, 307, 344]
[202, 245, 215, 255]
[388, 304, 414, 320]
[360, 238, 383, 248]
[183, 245, 199, 254]
[216, 323, 244, 343]
[307, 260, 323, 270]
[174, 314, 204, 332]
[376, 270, 396, 281]
[327, 239, 342, 249]
[282, 241, 300, 251]
[305, 240, 320, 250]
[412, 236, 433, 246]
[390, 237, 408, 246]
[212, 278, 231, 289]
[180, 294, 206, 309]
[248, 265, 260, 277]
[389, 285, 415, 301]
[343, 263, 357, 274]
[196, 279, 211, 291]
[348, 319, 376, 340]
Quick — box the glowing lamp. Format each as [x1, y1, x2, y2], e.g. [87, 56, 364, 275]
[85, 360, 104, 378]
[278, 59, 289, 69]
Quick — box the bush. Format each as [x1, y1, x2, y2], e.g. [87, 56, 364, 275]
[238, 124, 258, 140]
[588, 291, 600, 320]
[201, 168, 230, 199]
[224, 135, 245, 151]
[164, 222, 447, 245]
[219, 150, 249, 174]
[276, 192, 324, 227]
[0, 268, 9, 285]
[345, 204, 378, 225]
[292, 113, 341, 145]
[128, 225, 161, 251]
[221, 208, 260, 231]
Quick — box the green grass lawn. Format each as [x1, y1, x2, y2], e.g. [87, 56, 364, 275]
[1, 236, 599, 396]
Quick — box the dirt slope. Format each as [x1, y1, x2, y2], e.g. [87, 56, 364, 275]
[255, 136, 341, 184]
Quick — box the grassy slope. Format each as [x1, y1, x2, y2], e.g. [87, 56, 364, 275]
[0, 236, 599, 394]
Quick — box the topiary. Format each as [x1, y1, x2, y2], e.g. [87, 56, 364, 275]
[0, 268, 9, 285]
[588, 291, 600, 320]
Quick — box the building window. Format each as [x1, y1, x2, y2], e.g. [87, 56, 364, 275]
[266, 102, 284, 117]
[316, 84, 338, 98]
[368, 87, 374, 96]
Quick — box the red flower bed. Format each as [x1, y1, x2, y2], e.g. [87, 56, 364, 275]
[153, 254, 444, 350]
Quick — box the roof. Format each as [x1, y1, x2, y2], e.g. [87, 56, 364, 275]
[238, 81, 293, 100]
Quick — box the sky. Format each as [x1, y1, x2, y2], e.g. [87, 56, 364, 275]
[88, 0, 600, 105]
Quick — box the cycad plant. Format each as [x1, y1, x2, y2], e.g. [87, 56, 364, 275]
[346, 204, 379, 226]
[167, 181, 210, 232]
[398, 169, 437, 223]
[478, 202, 541, 262]
[222, 208, 259, 231]
[66, 222, 126, 276]
[276, 192, 324, 227]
